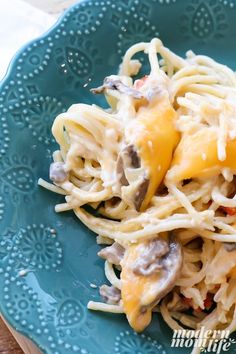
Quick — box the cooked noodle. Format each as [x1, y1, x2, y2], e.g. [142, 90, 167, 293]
[39, 38, 236, 352]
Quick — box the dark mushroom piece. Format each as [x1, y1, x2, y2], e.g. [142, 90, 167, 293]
[121, 234, 182, 332]
[117, 154, 129, 187]
[99, 285, 121, 305]
[124, 145, 141, 168]
[132, 238, 170, 276]
[91, 76, 144, 99]
[117, 144, 141, 186]
[134, 178, 150, 211]
[223, 242, 236, 252]
[49, 162, 68, 183]
[98, 242, 125, 266]
[116, 144, 149, 211]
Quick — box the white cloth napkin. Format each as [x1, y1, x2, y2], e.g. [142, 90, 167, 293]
[0, 0, 55, 80]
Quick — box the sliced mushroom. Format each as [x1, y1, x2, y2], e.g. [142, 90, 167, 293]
[132, 238, 170, 276]
[49, 162, 68, 183]
[91, 76, 144, 99]
[125, 145, 141, 168]
[99, 285, 121, 305]
[121, 234, 182, 332]
[117, 154, 129, 186]
[117, 144, 141, 185]
[134, 178, 149, 211]
[223, 242, 236, 252]
[117, 145, 141, 184]
[116, 144, 149, 211]
[98, 242, 125, 266]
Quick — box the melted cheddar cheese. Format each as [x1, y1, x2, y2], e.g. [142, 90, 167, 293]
[230, 265, 236, 278]
[121, 234, 169, 332]
[166, 128, 236, 183]
[121, 243, 157, 331]
[126, 96, 179, 211]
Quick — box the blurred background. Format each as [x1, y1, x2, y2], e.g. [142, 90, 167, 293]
[0, 0, 78, 80]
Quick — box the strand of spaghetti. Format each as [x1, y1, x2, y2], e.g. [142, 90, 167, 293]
[222, 279, 236, 311]
[51, 114, 70, 152]
[176, 266, 206, 287]
[190, 346, 201, 354]
[67, 128, 100, 147]
[213, 221, 236, 234]
[79, 179, 103, 192]
[160, 55, 174, 77]
[119, 209, 213, 230]
[184, 91, 223, 107]
[172, 66, 199, 80]
[52, 150, 63, 162]
[214, 283, 228, 303]
[214, 215, 236, 223]
[104, 261, 121, 290]
[177, 97, 200, 112]
[69, 179, 97, 192]
[197, 229, 236, 242]
[65, 115, 104, 142]
[189, 55, 236, 85]
[69, 177, 99, 191]
[197, 308, 219, 330]
[96, 235, 113, 245]
[158, 43, 187, 69]
[68, 136, 103, 159]
[119, 42, 148, 76]
[68, 103, 122, 125]
[217, 111, 228, 161]
[122, 181, 212, 222]
[60, 181, 111, 204]
[55, 203, 73, 212]
[160, 300, 183, 331]
[172, 75, 218, 96]
[167, 183, 198, 216]
[38, 178, 66, 195]
[224, 305, 236, 333]
[171, 312, 198, 329]
[99, 200, 128, 220]
[189, 64, 219, 76]
[148, 38, 160, 76]
[186, 84, 226, 98]
[167, 61, 174, 77]
[208, 201, 219, 211]
[212, 185, 236, 207]
[221, 167, 234, 182]
[74, 208, 215, 242]
[87, 301, 124, 313]
[84, 160, 101, 178]
[181, 287, 204, 309]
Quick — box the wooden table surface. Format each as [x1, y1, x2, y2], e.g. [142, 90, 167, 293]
[0, 318, 23, 353]
[1, 2, 78, 353]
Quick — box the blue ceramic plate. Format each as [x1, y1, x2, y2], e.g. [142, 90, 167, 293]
[1, 0, 236, 353]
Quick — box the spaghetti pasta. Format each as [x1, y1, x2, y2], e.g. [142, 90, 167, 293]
[39, 38, 236, 352]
